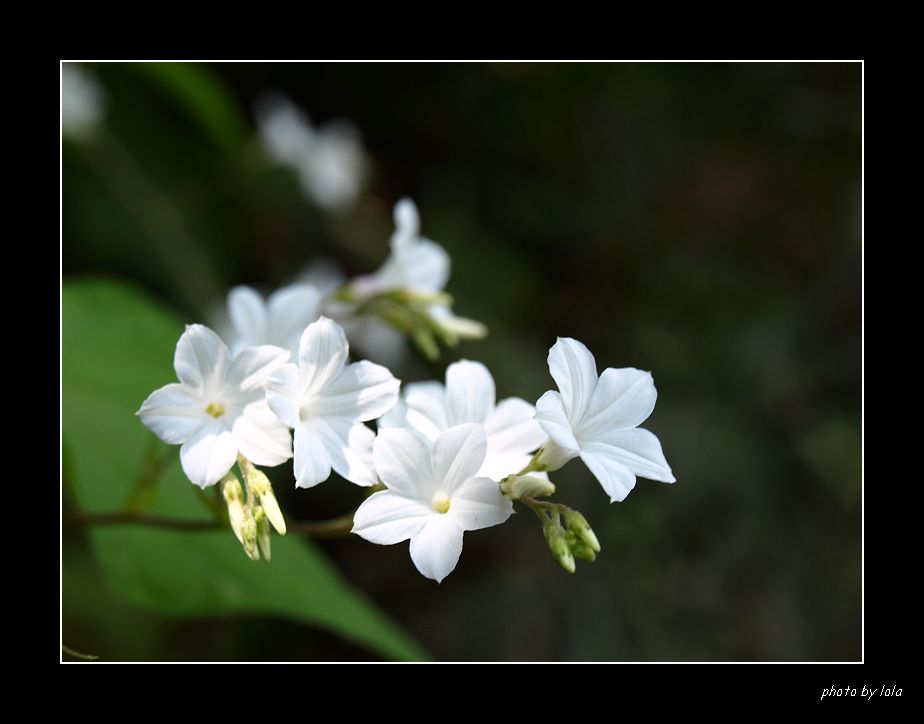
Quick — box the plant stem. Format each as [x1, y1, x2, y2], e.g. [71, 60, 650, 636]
[63, 510, 356, 538]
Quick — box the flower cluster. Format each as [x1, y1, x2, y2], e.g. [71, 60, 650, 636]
[131, 96, 675, 584]
[139, 243, 674, 580]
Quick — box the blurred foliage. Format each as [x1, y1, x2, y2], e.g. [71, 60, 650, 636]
[62, 279, 424, 660]
[62, 62, 861, 661]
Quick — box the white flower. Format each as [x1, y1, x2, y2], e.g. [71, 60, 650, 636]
[137, 325, 292, 489]
[225, 283, 322, 359]
[352, 424, 513, 583]
[264, 317, 399, 488]
[61, 63, 105, 140]
[381, 359, 547, 481]
[348, 199, 485, 348]
[351, 198, 450, 299]
[535, 337, 675, 502]
[255, 94, 367, 211]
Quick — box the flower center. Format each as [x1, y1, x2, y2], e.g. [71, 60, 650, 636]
[205, 402, 225, 418]
[431, 491, 451, 514]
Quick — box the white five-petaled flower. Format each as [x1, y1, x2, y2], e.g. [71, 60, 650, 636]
[255, 94, 368, 211]
[380, 359, 547, 481]
[535, 337, 675, 502]
[225, 283, 322, 359]
[352, 424, 513, 583]
[137, 324, 292, 489]
[264, 317, 400, 488]
[352, 198, 450, 299]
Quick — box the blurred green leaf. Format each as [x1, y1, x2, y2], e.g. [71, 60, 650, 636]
[62, 278, 425, 661]
[129, 63, 248, 151]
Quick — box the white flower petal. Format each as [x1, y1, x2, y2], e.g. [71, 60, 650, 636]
[297, 317, 349, 396]
[227, 286, 268, 352]
[292, 420, 333, 488]
[580, 367, 658, 437]
[548, 337, 598, 423]
[325, 421, 379, 487]
[179, 421, 238, 489]
[378, 396, 409, 430]
[398, 239, 450, 293]
[585, 429, 675, 483]
[450, 476, 513, 531]
[579, 447, 637, 503]
[264, 363, 301, 428]
[484, 397, 546, 458]
[445, 360, 495, 426]
[267, 283, 322, 354]
[409, 515, 464, 583]
[391, 197, 420, 250]
[431, 424, 487, 493]
[233, 402, 293, 467]
[313, 360, 399, 421]
[174, 324, 229, 392]
[535, 390, 581, 453]
[137, 383, 206, 445]
[226, 345, 290, 393]
[403, 382, 449, 441]
[373, 428, 434, 499]
[352, 490, 432, 544]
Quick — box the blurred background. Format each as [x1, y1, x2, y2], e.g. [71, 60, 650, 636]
[62, 62, 861, 661]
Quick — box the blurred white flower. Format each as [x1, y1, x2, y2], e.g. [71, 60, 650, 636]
[534, 337, 675, 502]
[352, 424, 513, 583]
[137, 325, 292, 488]
[256, 94, 368, 211]
[351, 198, 450, 299]
[264, 317, 400, 489]
[61, 63, 105, 141]
[225, 283, 322, 359]
[381, 359, 546, 481]
[349, 198, 486, 349]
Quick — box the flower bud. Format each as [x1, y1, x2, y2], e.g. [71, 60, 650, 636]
[221, 474, 245, 544]
[238, 457, 287, 535]
[435, 314, 487, 341]
[563, 510, 600, 553]
[545, 524, 575, 574]
[254, 507, 272, 562]
[566, 530, 597, 562]
[533, 441, 578, 472]
[240, 514, 260, 561]
[500, 474, 556, 499]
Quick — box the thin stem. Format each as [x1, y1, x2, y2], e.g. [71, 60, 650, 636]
[63, 510, 356, 538]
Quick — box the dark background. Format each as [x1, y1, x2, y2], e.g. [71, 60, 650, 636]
[62, 62, 861, 661]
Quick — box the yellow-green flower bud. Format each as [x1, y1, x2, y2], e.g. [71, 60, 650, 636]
[240, 514, 260, 561]
[221, 474, 245, 544]
[254, 507, 272, 562]
[563, 510, 601, 553]
[566, 530, 597, 562]
[238, 456, 287, 535]
[500, 474, 556, 499]
[545, 525, 576, 574]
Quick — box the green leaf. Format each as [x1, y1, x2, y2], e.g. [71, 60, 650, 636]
[128, 63, 248, 151]
[62, 278, 425, 661]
